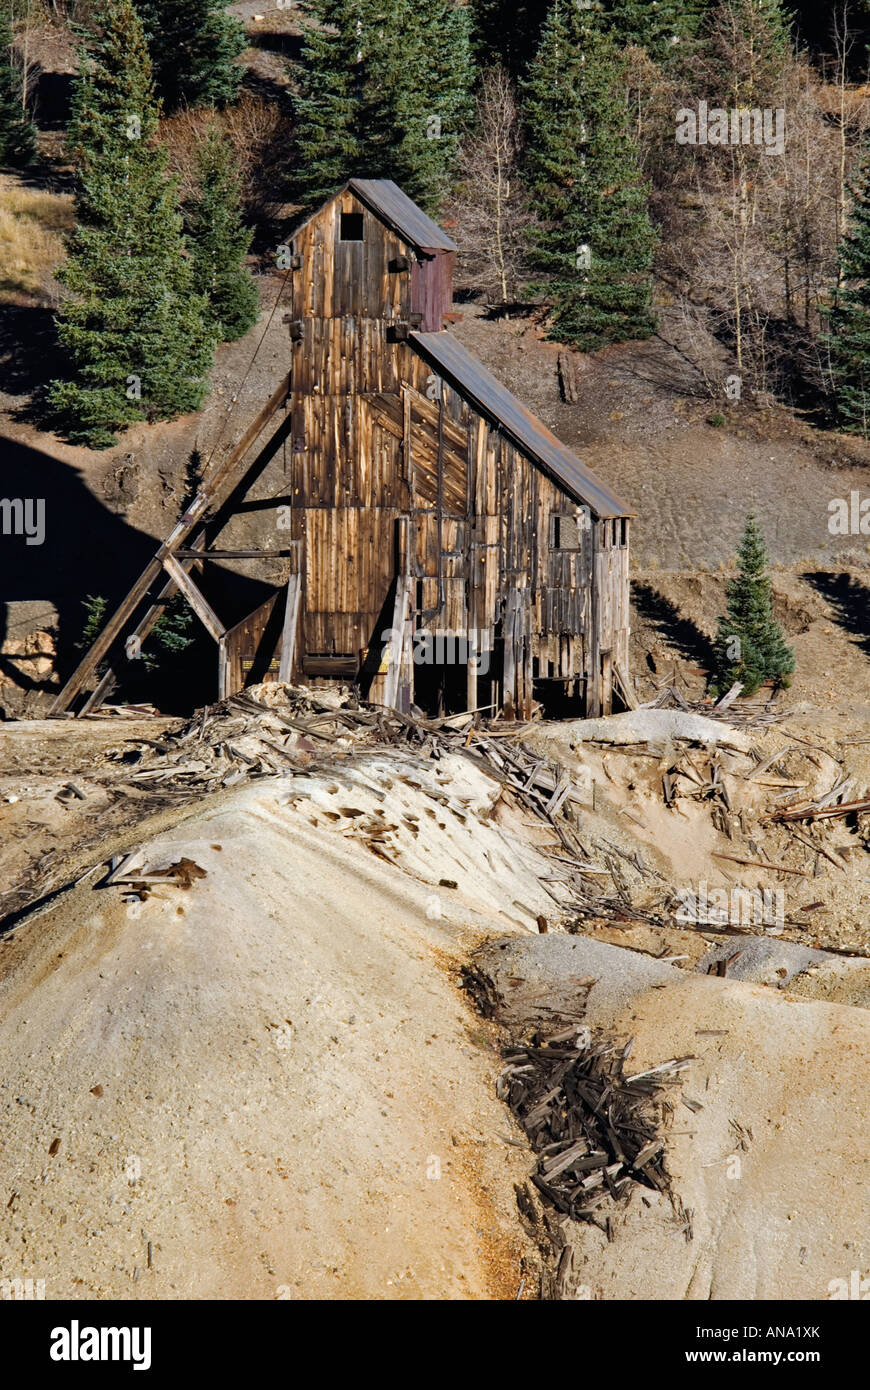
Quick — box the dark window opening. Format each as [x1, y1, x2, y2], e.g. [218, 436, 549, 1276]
[619, 518, 628, 547]
[340, 212, 364, 241]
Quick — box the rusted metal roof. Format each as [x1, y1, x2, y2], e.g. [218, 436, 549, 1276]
[410, 331, 631, 519]
[348, 179, 457, 253]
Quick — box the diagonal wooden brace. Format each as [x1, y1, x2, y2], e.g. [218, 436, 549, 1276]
[161, 554, 226, 644]
[50, 372, 291, 714]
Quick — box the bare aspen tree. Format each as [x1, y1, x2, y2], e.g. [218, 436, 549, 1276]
[445, 66, 532, 308]
[833, 1, 852, 251]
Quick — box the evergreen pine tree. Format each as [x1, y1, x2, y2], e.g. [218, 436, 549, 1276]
[523, 2, 658, 351]
[749, 0, 793, 51]
[408, 0, 475, 205]
[599, 0, 707, 51]
[185, 127, 259, 342]
[48, 0, 215, 450]
[142, 593, 194, 671]
[707, 0, 793, 110]
[469, 1, 548, 80]
[294, 0, 474, 211]
[136, 0, 245, 111]
[292, 0, 360, 207]
[0, 2, 36, 166]
[825, 137, 870, 434]
[710, 514, 794, 697]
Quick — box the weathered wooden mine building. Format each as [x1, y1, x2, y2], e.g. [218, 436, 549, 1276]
[53, 179, 632, 719]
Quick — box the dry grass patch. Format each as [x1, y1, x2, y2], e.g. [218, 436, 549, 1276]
[0, 187, 73, 305]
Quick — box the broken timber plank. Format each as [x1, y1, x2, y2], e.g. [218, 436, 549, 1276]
[174, 547, 297, 561]
[744, 748, 785, 781]
[715, 682, 744, 710]
[767, 796, 870, 823]
[712, 851, 809, 876]
[786, 826, 847, 872]
[383, 575, 412, 711]
[218, 635, 230, 701]
[613, 661, 639, 710]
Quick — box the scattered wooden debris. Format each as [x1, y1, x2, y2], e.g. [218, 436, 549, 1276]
[498, 1028, 692, 1224]
[714, 682, 744, 711]
[643, 686, 786, 730]
[712, 851, 809, 877]
[55, 782, 87, 806]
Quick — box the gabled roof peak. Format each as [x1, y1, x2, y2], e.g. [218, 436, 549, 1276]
[347, 179, 457, 253]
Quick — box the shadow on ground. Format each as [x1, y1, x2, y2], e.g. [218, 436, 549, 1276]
[0, 307, 65, 399]
[803, 571, 870, 658]
[631, 580, 716, 669]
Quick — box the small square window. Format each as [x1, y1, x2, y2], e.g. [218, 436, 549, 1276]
[551, 514, 581, 550]
[340, 212, 364, 241]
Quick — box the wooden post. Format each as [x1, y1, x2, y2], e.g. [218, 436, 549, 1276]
[600, 649, 613, 716]
[521, 601, 534, 720]
[384, 517, 413, 711]
[278, 570, 302, 683]
[588, 521, 603, 718]
[402, 385, 413, 493]
[502, 588, 519, 718]
[218, 636, 229, 701]
[466, 637, 477, 715]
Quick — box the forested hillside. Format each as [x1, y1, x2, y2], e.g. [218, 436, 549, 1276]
[2, 0, 870, 438]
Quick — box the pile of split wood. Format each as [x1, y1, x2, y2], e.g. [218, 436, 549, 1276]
[502, 1028, 693, 1230]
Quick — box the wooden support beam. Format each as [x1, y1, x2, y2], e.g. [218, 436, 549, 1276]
[198, 373, 292, 500]
[402, 385, 413, 491]
[588, 525, 603, 718]
[601, 650, 613, 717]
[466, 637, 478, 716]
[383, 577, 412, 711]
[174, 547, 298, 561]
[397, 518, 414, 715]
[79, 533, 208, 715]
[502, 589, 519, 717]
[161, 554, 226, 644]
[521, 619, 534, 721]
[382, 518, 413, 712]
[50, 374, 291, 714]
